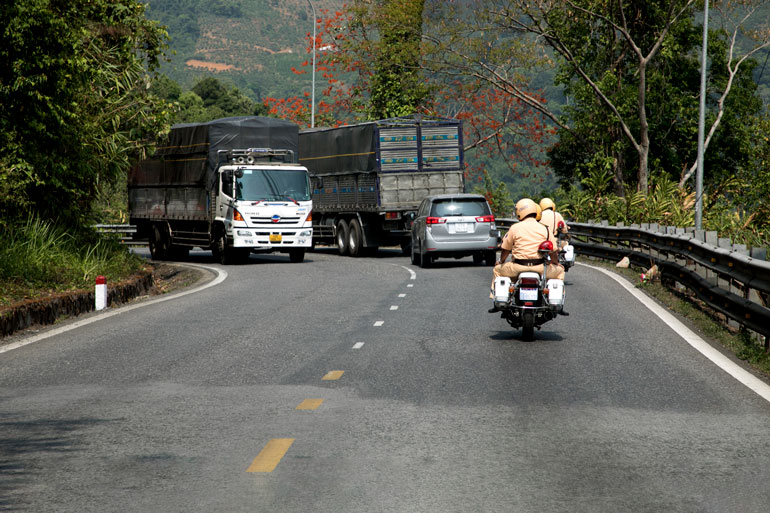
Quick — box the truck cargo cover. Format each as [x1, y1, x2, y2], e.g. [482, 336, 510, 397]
[299, 123, 377, 175]
[130, 116, 299, 188]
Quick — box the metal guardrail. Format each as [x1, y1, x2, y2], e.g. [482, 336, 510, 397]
[567, 221, 770, 341]
[94, 224, 146, 246]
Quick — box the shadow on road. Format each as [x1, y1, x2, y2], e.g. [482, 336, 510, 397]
[0, 415, 115, 511]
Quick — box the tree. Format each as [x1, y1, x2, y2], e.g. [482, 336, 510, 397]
[0, 0, 171, 227]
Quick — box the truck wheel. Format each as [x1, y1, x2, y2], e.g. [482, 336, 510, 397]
[348, 219, 362, 257]
[149, 224, 170, 261]
[211, 227, 238, 265]
[336, 220, 349, 256]
[410, 236, 421, 266]
[289, 248, 305, 263]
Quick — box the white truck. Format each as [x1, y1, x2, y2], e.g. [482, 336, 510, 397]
[129, 117, 313, 264]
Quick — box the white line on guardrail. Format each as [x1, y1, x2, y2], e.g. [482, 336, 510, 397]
[0, 263, 227, 355]
[581, 262, 770, 404]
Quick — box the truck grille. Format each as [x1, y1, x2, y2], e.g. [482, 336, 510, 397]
[250, 216, 301, 225]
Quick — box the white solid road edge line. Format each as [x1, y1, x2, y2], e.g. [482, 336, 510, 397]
[0, 263, 227, 355]
[582, 263, 770, 404]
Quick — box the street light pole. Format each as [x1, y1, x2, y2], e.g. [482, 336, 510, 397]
[307, 0, 316, 128]
[695, 0, 709, 230]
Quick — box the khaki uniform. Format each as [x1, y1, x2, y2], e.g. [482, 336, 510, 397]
[540, 209, 568, 248]
[491, 218, 565, 295]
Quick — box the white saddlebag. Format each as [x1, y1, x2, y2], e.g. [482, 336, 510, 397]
[494, 277, 512, 302]
[546, 279, 565, 306]
[563, 244, 575, 262]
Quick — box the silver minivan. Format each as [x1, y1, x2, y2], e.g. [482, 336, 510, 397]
[410, 193, 498, 267]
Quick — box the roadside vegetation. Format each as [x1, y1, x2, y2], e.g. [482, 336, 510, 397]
[0, 219, 145, 308]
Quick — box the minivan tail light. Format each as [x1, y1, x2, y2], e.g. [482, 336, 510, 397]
[476, 215, 495, 223]
[426, 217, 446, 224]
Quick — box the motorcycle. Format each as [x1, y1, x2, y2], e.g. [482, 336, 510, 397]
[557, 221, 575, 272]
[492, 240, 566, 341]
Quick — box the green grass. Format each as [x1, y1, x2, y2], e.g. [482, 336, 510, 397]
[0, 217, 146, 307]
[584, 258, 770, 378]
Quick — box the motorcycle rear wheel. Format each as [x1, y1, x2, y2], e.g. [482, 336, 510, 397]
[522, 312, 535, 341]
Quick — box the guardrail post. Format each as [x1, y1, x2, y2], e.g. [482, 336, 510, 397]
[751, 247, 767, 261]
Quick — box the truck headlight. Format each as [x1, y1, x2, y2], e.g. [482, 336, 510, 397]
[237, 230, 252, 236]
[299, 230, 312, 237]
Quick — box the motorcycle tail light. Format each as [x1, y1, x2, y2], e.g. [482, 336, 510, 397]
[520, 277, 539, 286]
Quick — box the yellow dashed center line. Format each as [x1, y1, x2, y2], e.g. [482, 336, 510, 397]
[322, 370, 344, 380]
[246, 438, 295, 473]
[296, 399, 324, 410]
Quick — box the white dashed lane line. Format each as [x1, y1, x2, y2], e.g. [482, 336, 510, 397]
[374, 321, 384, 327]
[353, 342, 364, 349]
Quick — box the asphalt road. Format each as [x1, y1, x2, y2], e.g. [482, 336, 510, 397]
[1, 249, 770, 512]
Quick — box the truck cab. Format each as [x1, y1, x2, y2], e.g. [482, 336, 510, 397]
[212, 148, 313, 263]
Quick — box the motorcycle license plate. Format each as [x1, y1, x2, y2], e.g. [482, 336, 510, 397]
[519, 288, 538, 301]
[269, 234, 282, 242]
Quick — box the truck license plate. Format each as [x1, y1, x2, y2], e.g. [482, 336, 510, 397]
[269, 234, 282, 242]
[519, 288, 538, 301]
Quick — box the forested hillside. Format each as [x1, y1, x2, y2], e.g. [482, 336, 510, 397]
[145, 0, 344, 101]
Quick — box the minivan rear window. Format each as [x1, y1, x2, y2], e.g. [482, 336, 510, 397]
[430, 198, 490, 217]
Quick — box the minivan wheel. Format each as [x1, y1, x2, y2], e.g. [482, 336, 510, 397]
[410, 236, 421, 266]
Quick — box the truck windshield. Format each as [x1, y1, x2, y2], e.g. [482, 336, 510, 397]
[235, 169, 311, 202]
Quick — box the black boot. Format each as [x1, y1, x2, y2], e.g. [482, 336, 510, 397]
[558, 309, 569, 316]
[488, 306, 501, 313]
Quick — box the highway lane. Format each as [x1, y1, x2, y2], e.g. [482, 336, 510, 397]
[1, 250, 770, 512]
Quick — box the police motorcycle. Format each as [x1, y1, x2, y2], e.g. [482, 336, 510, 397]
[557, 221, 576, 271]
[491, 240, 566, 341]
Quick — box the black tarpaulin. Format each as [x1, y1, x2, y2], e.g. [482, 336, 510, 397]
[298, 123, 377, 175]
[130, 117, 299, 188]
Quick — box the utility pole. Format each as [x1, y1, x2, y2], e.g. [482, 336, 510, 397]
[307, 0, 316, 128]
[695, 0, 709, 230]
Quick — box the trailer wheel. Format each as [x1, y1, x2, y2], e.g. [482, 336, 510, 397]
[348, 219, 362, 257]
[336, 219, 349, 256]
[149, 224, 170, 260]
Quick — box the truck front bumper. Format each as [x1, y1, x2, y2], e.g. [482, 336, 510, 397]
[231, 228, 313, 249]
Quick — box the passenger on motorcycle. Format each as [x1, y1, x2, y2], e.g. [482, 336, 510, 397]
[489, 198, 565, 307]
[539, 197, 568, 248]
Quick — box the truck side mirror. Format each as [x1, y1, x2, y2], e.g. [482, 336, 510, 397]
[234, 169, 244, 179]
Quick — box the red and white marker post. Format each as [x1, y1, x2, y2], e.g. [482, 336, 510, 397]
[95, 275, 107, 311]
